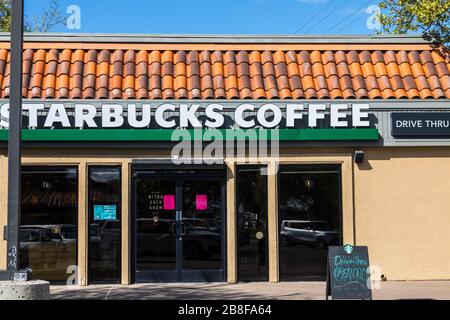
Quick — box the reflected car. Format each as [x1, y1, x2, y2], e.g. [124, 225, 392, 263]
[280, 220, 339, 248]
[279, 196, 315, 213]
[183, 218, 221, 258]
[19, 225, 76, 281]
[90, 221, 121, 260]
[20, 224, 76, 242]
[137, 218, 221, 259]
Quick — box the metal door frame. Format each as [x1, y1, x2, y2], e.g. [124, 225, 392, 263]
[131, 165, 227, 283]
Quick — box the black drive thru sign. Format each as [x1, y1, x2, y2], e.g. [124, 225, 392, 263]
[326, 245, 372, 300]
[391, 112, 450, 137]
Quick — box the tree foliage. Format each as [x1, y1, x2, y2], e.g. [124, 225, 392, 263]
[378, 0, 450, 48]
[0, 0, 11, 32]
[0, 0, 65, 32]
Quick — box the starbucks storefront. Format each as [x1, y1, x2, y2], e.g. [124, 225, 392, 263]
[0, 34, 450, 285]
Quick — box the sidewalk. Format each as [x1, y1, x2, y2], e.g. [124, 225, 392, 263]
[51, 281, 450, 300]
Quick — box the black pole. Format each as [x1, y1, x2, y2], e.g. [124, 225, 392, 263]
[6, 0, 24, 274]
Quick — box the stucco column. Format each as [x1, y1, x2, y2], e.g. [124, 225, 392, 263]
[121, 161, 130, 285]
[342, 156, 355, 246]
[267, 162, 279, 283]
[226, 161, 237, 283]
[77, 162, 88, 286]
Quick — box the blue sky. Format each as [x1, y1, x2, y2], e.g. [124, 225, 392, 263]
[25, 0, 384, 35]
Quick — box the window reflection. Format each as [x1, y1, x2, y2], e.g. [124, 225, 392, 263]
[279, 166, 341, 281]
[20, 167, 77, 282]
[182, 179, 222, 271]
[136, 179, 177, 272]
[237, 167, 268, 282]
[88, 167, 121, 283]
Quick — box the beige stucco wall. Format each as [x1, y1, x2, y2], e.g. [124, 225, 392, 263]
[0, 146, 449, 281]
[354, 147, 450, 281]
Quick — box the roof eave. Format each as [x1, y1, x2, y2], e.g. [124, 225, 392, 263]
[0, 32, 432, 44]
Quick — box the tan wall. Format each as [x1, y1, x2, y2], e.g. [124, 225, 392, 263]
[354, 147, 450, 281]
[1, 146, 449, 281]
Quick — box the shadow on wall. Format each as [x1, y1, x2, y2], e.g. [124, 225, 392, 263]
[357, 161, 373, 171]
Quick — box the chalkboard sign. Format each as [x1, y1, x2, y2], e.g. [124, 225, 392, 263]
[326, 245, 372, 300]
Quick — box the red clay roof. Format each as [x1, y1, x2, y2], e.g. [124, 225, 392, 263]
[0, 35, 449, 100]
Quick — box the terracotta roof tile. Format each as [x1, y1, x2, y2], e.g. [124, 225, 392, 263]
[134, 50, 148, 99]
[200, 51, 214, 99]
[42, 49, 59, 98]
[346, 52, 369, 98]
[21, 49, 33, 97]
[211, 51, 225, 99]
[2, 60, 9, 98]
[148, 51, 161, 98]
[285, 51, 304, 99]
[419, 51, 445, 98]
[96, 50, 109, 97]
[173, 51, 186, 98]
[322, 51, 341, 98]
[248, 51, 265, 99]
[0, 44, 447, 101]
[0, 49, 8, 95]
[297, 51, 316, 99]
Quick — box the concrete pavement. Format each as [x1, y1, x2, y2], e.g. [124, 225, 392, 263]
[51, 281, 450, 300]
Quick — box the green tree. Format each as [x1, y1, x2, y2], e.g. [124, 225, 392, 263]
[0, 0, 65, 32]
[0, 0, 11, 32]
[378, 0, 450, 49]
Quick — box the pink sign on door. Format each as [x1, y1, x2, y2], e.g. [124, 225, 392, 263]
[196, 194, 208, 211]
[163, 195, 175, 210]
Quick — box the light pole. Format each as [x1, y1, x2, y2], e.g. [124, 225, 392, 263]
[0, 0, 25, 281]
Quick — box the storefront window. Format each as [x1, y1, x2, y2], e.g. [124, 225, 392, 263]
[237, 166, 268, 282]
[278, 165, 341, 281]
[88, 167, 121, 283]
[20, 167, 78, 282]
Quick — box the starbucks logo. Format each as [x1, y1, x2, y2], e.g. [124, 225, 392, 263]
[344, 244, 353, 254]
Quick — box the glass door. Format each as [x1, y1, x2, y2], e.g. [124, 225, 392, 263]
[133, 169, 225, 283]
[181, 178, 224, 281]
[135, 176, 179, 282]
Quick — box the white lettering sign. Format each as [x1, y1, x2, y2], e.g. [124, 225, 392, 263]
[0, 102, 371, 129]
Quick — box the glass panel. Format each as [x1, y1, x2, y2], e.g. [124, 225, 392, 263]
[88, 167, 121, 283]
[237, 167, 268, 281]
[20, 167, 77, 282]
[136, 178, 177, 271]
[182, 179, 222, 270]
[279, 166, 341, 281]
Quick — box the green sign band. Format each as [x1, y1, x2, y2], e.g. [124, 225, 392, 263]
[0, 128, 379, 142]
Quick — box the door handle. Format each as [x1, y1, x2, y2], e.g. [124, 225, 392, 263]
[179, 222, 186, 236]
